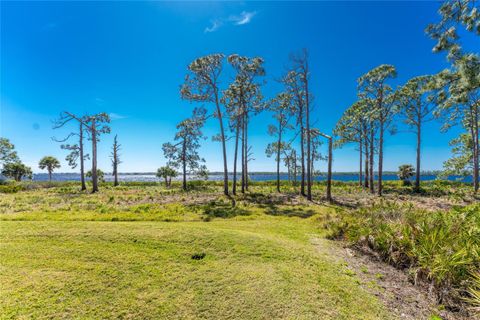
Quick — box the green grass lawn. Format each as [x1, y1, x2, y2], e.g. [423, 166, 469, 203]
[7, 181, 475, 319]
[0, 194, 392, 319]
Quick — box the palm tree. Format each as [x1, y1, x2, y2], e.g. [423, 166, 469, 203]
[398, 164, 415, 186]
[38, 156, 61, 181]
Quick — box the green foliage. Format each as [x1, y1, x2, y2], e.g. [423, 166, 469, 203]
[0, 184, 24, 193]
[325, 202, 480, 307]
[162, 107, 207, 184]
[467, 271, 480, 315]
[398, 164, 415, 186]
[426, 0, 479, 60]
[396, 75, 436, 127]
[38, 156, 61, 180]
[0, 137, 19, 164]
[1, 162, 32, 182]
[86, 169, 105, 182]
[156, 166, 177, 187]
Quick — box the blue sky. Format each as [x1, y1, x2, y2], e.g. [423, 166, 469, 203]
[0, 1, 476, 173]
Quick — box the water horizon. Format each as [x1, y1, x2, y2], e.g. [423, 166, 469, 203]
[26, 172, 472, 183]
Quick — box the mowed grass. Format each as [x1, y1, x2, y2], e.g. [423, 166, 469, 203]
[0, 185, 391, 319]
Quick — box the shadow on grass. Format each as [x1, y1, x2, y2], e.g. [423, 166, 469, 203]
[196, 200, 251, 220]
[239, 191, 299, 206]
[260, 203, 316, 218]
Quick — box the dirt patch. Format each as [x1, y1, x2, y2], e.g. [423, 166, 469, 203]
[311, 238, 477, 320]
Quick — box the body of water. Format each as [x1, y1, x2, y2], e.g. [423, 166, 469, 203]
[29, 173, 471, 183]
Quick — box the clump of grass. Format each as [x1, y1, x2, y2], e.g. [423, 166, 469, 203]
[325, 202, 480, 310]
[467, 272, 480, 315]
[191, 252, 206, 260]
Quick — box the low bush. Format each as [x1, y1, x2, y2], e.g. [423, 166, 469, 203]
[325, 202, 480, 310]
[0, 184, 24, 193]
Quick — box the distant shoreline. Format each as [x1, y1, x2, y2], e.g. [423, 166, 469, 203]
[31, 171, 444, 176]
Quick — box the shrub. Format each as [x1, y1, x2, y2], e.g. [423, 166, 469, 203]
[325, 202, 480, 309]
[0, 184, 24, 193]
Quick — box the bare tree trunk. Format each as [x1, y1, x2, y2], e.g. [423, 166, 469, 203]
[276, 120, 282, 193]
[365, 136, 369, 188]
[214, 91, 229, 196]
[306, 117, 311, 201]
[377, 90, 384, 197]
[113, 163, 118, 187]
[233, 121, 240, 195]
[359, 138, 363, 186]
[91, 119, 98, 193]
[241, 114, 245, 193]
[245, 114, 249, 191]
[472, 107, 479, 193]
[326, 136, 333, 203]
[182, 139, 187, 191]
[79, 123, 86, 191]
[305, 77, 312, 201]
[415, 119, 421, 191]
[294, 151, 298, 188]
[113, 137, 119, 187]
[369, 129, 375, 194]
[300, 125, 305, 196]
[378, 123, 384, 196]
[48, 170, 52, 181]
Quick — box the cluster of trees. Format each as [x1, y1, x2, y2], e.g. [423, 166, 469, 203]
[177, 49, 333, 201]
[52, 112, 115, 192]
[334, 0, 479, 193]
[0, 138, 32, 181]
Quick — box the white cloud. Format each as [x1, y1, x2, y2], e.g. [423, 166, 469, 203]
[229, 11, 257, 26]
[205, 19, 223, 33]
[109, 113, 127, 120]
[204, 10, 257, 33]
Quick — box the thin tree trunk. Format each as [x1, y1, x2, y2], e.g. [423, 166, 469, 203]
[377, 90, 384, 197]
[359, 138, 363, 186]
[114, 163, 118, 186]
[473, 106, 479, 193]
[378, 123, 384, 196]
[113, 139, 118, 187]
[305, 78, 312, 201]
[369, 129, 375, 194]
[214, 91, 229, 196]
[365, 134, 369, 188]
[182, 139, 187, 191]
[79, 123, 86, 191]
[300, 124, 305, 196]
[245, 113, 249, 191]
[233, 121, 240, 195]
[91, 119, 98, 193]
[326, 136, 333, 203]
[241, 114, 245, 193]
[293, 151, 297, 189]
[276, 120, 282, 193]
[49, 170, 52, 181]
[415, 119, 421, 191]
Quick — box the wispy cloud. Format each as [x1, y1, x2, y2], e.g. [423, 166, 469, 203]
[95, 97, 105, 106]
[229, 11, 257, 26]
[205, 19, 223, 33]
[109, 113, 127, 120]
[204, 10, 257, 33]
